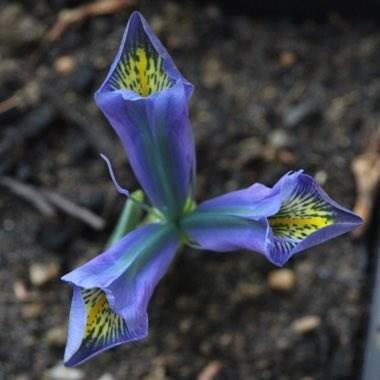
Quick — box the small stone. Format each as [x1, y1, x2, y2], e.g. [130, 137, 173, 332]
[54, 55, 77, 75]
[14, 280, 31, 302]
[179, 318, 192, 332]
[143, 365, 167, 380]
[202, 57, 224, 89]
[197, 361, 224, 380]
[315, 170, 328, 185]
[97, 374, 115, 380]
[44, 363, 84, 380]
[261, 85, 278, 101]
[45, 326, 67, 347]
[14, 376, 29, 380]
[268, 269, 296, 292]
[268, 129, 290, 149]
[238, 282, 264, 298]
[219, 333, 233, 347]
[277, 149, 297, 165]
[279, 51, 297, 67]
[291, 315, 321, 335]
[236, 137, 263, 165]
[29, 261, 59, 287]
[21, 303, 43, 319]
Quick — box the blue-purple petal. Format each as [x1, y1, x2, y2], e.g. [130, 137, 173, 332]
[265, 171, 363, 265]
[95, 12, 195, 218]
[182, 170, 362, 267]
[62, 223, 179, 366]
[195, 182, 281, 220]
[97, 11, 192, 98]
[96, 82, 194, 218]
[181, 212, 268, 254]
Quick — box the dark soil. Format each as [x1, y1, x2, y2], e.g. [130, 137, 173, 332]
[0, 1, 377, 379]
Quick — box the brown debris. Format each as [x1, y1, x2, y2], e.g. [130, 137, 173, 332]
[0, 176, 105, 230]
[268, 269, 296, 292]
[0, 176, 56, 217]
[29, 261, 60, 287]
[44, 326, 67, 347]
[45, 0, 137, 43]
[351, 131, 380, 238]
[53, 55, 77, 76]
[21, 303, 44, 319]
[291, 315, 321, 335]
[13, 280, 33, 302]
[279, 51, 297, 67]
[197, 361, 224, 380]
[0, 81, 41, 115]
[43, 190, 105, 230]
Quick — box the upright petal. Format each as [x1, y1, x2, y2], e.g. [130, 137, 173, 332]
[265, 171, 363, 266]
[95, 12, 195, 218]
[98, 11, 193, 98]
[62, 223, 179, 366]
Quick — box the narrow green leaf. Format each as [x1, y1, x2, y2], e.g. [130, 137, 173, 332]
[107, 190, 145, 246]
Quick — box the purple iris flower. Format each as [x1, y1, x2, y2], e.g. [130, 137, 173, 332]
[94, 11, 194, 220]
[62, 11, 362, 366]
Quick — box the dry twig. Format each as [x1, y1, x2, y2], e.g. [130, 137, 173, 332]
[351, 131, 380, 238]
[43, 190, 105, 230]
[197, 361, 224, 380]
[0, 176, 56, 217]
[45, 0, 137, 43]
[0, 81, 41, 115]
[0, 176, 105, 230]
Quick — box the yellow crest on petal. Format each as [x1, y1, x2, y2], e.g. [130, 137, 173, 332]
[269, 189, 333, 241]
[110, 42, 172, 96]
[82, 288, 127, 347]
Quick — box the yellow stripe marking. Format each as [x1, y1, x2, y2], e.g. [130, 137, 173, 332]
[269, 217, 330, 227]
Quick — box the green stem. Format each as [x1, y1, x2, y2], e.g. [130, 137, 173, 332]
[107, 190, 145, 247]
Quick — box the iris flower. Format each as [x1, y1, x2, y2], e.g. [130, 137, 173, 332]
[62, 11, 362, 366]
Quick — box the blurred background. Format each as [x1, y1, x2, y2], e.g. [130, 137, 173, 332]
[1, 1, 379, 379]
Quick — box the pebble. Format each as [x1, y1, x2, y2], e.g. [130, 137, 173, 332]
[142, 365, 167, 380]
[268, 129, 290, 149]
[45, 326, 67, 347]
[291, 315, 321, 334]
[29, 261, 60, 287]
[13, 280, 32, 302]
[315, 170, 328, 185]
[238, 282, 264, 298]
[14, 376, 29, 380]
[279, 51, 297, 67]
[97, 374, 115, 380]
[202, 57, 224, 89]
[21, 303, 43, 319]
[44, 363, 84, 380]
[268, 269, 296, 292]
[54, 55, 77, 76]
[197, 361, 224, 380]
